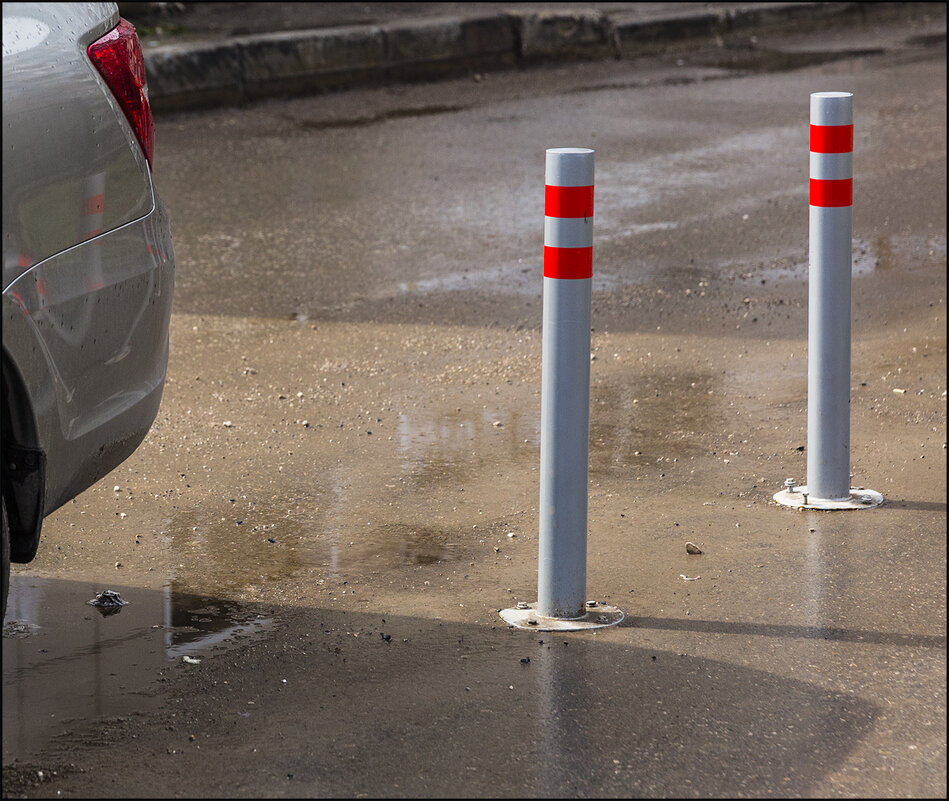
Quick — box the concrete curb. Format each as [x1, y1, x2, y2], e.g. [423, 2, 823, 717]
[144, 2, 926, 112]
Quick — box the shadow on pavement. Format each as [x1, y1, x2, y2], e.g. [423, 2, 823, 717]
[3, 576, 886, 796]
[624, 615, 947, 649]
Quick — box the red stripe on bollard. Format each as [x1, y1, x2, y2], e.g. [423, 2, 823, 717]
[545, 185, 594, 218]
[809, 178, 853, 207]
[544, 246, 593, 279]
[809, 124, 853, 153]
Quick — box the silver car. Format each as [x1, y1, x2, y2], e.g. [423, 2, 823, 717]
[2, 2, 175, 616]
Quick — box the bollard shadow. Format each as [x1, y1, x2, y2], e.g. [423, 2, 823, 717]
[621, 615, 947, 650]
[876, 498, 948, 514]
[2, 576, 895, 797]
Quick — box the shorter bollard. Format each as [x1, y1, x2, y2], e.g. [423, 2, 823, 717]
[774, 92, 882, 511]
[500, 147, 623, 631]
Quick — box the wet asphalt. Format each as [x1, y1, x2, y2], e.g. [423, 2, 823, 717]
[2, 10, 947, 799]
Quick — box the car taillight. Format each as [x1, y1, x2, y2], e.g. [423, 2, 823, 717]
[87, 18, 154, 167]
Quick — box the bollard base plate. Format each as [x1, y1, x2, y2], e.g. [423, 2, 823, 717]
[773, 485, 884, 510]
[499, 602, 624, 631]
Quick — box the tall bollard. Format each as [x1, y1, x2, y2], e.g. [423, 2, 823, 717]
[774, 92, 883, 511]
[808, 91, 853, 500]
[538, 147, 594, 619]
[500, 148, 623, 630]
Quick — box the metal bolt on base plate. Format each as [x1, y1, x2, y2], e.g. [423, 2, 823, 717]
[773, 484, 884, 510]
[499, 601, 624, 631]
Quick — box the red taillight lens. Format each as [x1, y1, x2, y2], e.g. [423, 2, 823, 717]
[87, 19, 154, 167]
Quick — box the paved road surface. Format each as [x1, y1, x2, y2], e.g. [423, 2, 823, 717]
[3, 12, 946, 798]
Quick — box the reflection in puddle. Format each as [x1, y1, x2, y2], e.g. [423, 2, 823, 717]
[2, 577, 270, 762]
[165, 487, 475, 589]
[165, 499, 324, 596]
[318, 406, 538, 574]
[397, 406, 538, 475]
[590, 372, 721, 476]
[162, 399, 540, 586]
[164, 594, 272, 658]
[524, 635, 878, 796]
[353, 524, 458, 566]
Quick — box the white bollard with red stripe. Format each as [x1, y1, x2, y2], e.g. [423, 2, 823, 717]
[775, 92, 882, 510]
[500, 148, 623, 630]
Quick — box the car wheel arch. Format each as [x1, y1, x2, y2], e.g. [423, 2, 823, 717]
[1, 348, 46, 563]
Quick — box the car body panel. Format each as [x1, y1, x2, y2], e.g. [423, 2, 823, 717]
[2, 2, 152, 284]
[3, 197, 174, 517]
[2, 2, 175, 541]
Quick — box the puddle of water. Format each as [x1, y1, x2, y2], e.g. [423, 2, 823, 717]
[350, 523, 459, 566]
[164, 483, 480, 589]
[397, 406, 538, 468]
[149, 367, 744, 604]
[165, 594, 273, 658]
[162, 501, 471, 592]
[164, 497, 327, 596]
[315, 406, 539, 572]
[2, 577, 269, 763]
[598, 126, 799, 207]
[589, 371, 722, 476]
